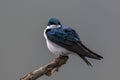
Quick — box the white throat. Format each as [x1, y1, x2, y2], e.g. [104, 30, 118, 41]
[47, 25, 61, 29]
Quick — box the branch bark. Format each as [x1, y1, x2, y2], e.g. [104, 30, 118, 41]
[20, 56, 69, 80]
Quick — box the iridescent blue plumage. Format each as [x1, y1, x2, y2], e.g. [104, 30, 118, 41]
[47, 17, 61, 26]
[44, 18, 103, 66]
[46, 26, 80, 43]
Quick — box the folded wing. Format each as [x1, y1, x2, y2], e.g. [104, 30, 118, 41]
[46, 27, 103, 66]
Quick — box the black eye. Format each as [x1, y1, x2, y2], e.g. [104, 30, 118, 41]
[50, 22, 55, 25]
[58, 22, 61, 25]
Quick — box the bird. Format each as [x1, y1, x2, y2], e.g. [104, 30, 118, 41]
[44, 17, 103, 66]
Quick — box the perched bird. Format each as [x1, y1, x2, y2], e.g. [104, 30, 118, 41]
[44, 17, 103, 66]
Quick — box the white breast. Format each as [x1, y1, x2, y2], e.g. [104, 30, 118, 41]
[44, 27, 70, 56]
[46, 39, 70, 55]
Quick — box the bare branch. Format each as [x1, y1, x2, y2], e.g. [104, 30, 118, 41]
[20, 56, 69, 80]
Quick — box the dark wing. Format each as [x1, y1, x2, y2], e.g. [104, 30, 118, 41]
[46, 27, 103, 66]
[77, 42, 103, 66]
[80, 42, 103, 59]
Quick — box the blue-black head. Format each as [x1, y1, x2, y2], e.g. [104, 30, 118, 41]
[47, 17, 61, 26]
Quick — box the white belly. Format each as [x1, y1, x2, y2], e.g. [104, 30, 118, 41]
[46, 40, 70, 55]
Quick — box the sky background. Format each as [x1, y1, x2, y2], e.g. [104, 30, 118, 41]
[0, 0, 120, 80]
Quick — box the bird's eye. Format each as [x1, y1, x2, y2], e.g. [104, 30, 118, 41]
[58, 22, 61, 25]
[50, 22, 55, 25]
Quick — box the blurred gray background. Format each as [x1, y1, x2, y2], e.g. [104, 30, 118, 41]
[0, 0, 120, 80]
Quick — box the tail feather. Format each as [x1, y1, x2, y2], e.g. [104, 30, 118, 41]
[77, 53, 92, 66]
[81, 56, 92, 66]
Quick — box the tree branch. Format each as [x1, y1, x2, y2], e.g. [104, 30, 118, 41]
[20, 56, 69, 80]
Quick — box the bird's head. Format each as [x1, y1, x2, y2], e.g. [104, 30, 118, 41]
[47, 17, 61, 28]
